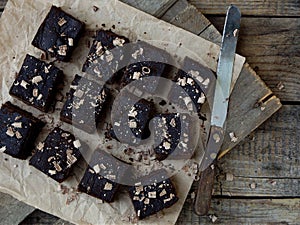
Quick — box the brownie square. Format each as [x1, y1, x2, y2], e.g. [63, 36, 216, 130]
[170, 69, 206, 115]
[128, 169, 178, 219]
[82, 29, 129, 82]
[109, 91, 153, 144]
[152, 113, 196, 160]
[29, 127, 82, 182]
[0, 102, 44, 159]
[120, 42, 171, 93]
[32, 6, 84, 62]
[9, 54, 63, 112]
[78, 150, 130, 203]
[60, 75, 109, 134]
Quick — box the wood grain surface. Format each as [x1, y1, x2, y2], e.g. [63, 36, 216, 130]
[0, 0, 299, 224]
[188, 0, 300, 17]
[207, 16, 300, 102]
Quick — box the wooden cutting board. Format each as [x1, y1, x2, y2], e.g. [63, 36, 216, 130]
[121, 0, 282, 216]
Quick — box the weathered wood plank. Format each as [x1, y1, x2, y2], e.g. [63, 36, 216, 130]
[218, 105, 300, 179]
[120, 0, 178, 17]
[19, 210, 60, 225]
[189, 0, 300, 17]
[213, 176, 300, 197]
[178, 197, 300, 224]
[161, 0, 210, 34]
[220, 64, 282, 157]
[198, 24, 222, 45]
[208, 16, 300, 102]
[0, 193, 35, 225]
[159, 0, 281, 157]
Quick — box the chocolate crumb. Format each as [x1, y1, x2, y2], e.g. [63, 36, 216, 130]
[93, 6, 99, 12]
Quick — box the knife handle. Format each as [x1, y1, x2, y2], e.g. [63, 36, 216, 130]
[194, 161, 216, 216]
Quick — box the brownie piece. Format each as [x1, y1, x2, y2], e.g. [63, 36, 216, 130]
[152, 113, 196, 160]
[82, 29, 129, 82]
[120, 41, 172, 93]
[32, 6, 84, 61]
[170, 69, 206, 115]
[178, 57, 216, 98]
[0, 102, 44, 159]
[110, 91, 153, 144]
[9, 54, 63, 112]
[78, 150, 130, 202]
[60, 75, 109, 134]
[29, 127, 82, 182]
[128, 169, 178, 219]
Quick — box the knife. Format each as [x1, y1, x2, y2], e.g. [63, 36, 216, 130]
[194, 5, 241, 215]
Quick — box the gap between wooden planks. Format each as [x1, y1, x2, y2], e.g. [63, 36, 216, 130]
[207, 16, 300, 102]
[122, 0, 282, 158]
[0, 0, 289, 224]
[188, 0, 300, 17]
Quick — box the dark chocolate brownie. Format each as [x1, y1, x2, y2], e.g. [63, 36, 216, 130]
[29, 127, 82, 183]
[9, 54, 63, 112]
[178, 57, 216, 97]
[32, 6, 84, 62]
[0, 102, 44, 159]
[128, 169, 178, 219]
[78, 149, 130, 203]
[152, 113, 196, 160]
[110, 91, 153, 144]
[120, 42, 171, 93]
[60, 75, 109, 134]
[170, 69, 206, 115]
[82, 29, 129, 82]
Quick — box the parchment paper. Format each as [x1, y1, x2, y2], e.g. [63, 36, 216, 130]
[0, 0, 245, 224]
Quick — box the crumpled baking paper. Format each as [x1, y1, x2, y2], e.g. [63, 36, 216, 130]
[0, 0, 245, 224]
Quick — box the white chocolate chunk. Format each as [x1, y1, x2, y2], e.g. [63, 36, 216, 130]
[93, 164, 100, 173]
[73, 140, 81, 148]
[113, 37, 125, 47]
[58, 17, 67, 26]
[68, 38, 74, 46]
[6, 127, 14, 137]
[0, 146, 6, 152]
[32, 76, 43, 84]
[104, 182, 113, 190]
[132, 71, 141, 80]
[11, 122, 22, 128]
[36, 142, 44, 151]
[20, 80, 29, 89]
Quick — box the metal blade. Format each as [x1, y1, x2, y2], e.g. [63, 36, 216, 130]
[212, 5, 241, 128]
[200, 5, 241, 171]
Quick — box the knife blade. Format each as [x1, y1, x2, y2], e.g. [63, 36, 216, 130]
[200, 5, 241, 171]
[194, 5, 241, 215]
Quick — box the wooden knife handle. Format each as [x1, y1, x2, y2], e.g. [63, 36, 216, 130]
[194, 161, 216, 216]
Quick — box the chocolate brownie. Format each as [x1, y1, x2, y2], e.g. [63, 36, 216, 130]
[29, 127, 82, 183]
[171, 69, 206, 115]
[0, 102, 44, 159]
[82, 29, 129, 82]
[128, 169, 178, 219]
[32, 6, 84, 61]
[110, 91, 153, 144]
[152, 113, 196, 160]
[78, 149, 130, 202]
[120, 42, 171, 93]
[9, 54, 63, 112]
[60, 75, 109, 134]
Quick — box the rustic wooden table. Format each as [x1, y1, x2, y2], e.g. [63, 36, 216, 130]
[0, 0, 299, 224]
